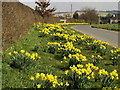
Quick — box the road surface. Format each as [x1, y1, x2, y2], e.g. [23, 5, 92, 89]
[71, 25, 119, 48]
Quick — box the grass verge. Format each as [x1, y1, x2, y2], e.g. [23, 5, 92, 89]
[91, 24, 120, 31]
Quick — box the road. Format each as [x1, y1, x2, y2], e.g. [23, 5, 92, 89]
[71, 25, 119, 48]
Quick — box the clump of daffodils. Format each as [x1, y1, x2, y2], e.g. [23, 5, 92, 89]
[91, 54, 103, 65]
[110, 48, 120, 65]
[64, 63, 119, 88]
[63, 63, 98, 88]
[98, 69, 119, 87]
[66, 63, 98, 79]
[30, 73, 70, 88]
[67, 53, 87, 66]
[56, 42, 81, 57]
[8, 50, 41, 69]
[48, 41, 81, 55]
[39, 28, 50, 35]
[68, 53, 87, 62]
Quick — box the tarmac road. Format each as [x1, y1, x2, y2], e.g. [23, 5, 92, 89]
[71, 25, 119, 48]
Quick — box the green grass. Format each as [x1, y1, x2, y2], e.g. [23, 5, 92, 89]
[2, 26, 120, 88]
[91, 24, 120, 31]
[97, 12, 109, 17]
[2, 28, 65, 88]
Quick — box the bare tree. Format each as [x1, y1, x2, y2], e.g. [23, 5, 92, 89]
[79, 8, 99, 24]
[35, 0, 56, 23]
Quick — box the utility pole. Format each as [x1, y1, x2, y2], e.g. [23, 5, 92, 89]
[71, 4, 73, 18]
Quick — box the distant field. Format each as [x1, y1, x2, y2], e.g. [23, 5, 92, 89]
[91, 24, 120, 31]
[97, 12, 109, 17]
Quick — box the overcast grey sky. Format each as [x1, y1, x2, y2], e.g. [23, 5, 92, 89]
[19, 0, 119, 2]
[19, 0, 119, 12]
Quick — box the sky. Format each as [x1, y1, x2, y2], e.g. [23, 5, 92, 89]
[19, 0, 119, 2]
[19, 0, 119, 12]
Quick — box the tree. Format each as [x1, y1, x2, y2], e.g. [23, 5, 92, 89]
[106, 13, 112, 23]
[35, 0, 56, 23]
[73, 11, 79, 19]
[79, 8, 99, 24]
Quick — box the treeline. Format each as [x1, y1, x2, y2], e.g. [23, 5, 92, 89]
[73, 8, 99, 24]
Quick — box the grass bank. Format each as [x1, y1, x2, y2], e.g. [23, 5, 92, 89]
[2, 23, 120, 89]
[91, 24, 120, 31]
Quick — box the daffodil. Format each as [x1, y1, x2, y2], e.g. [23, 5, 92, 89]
[64, 70, 69, 75]
[60, 82, 63, 86]
[8, 52, 12, 55]
[20, 50, 25, 53]
[25, 52, 30, 57]
[13, 51, 18, 54]
[64, 56, 67, 60]
[65, 82, 69, 86]
[87, 76, 91, 79]
[30, 76, 34, 80]
[37, 84, 41, 88]
[77, 64, 83, 68]
[36, 73, 40, 78]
